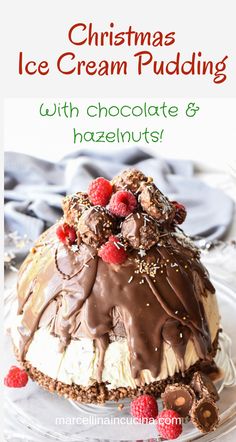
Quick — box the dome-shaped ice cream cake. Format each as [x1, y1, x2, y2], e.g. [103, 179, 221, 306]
[12, 169, 220, 403]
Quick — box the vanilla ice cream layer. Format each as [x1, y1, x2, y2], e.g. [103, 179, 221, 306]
[11, 291, 220, 389]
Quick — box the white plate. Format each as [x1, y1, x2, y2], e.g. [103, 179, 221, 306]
[4, 276, 236, 442]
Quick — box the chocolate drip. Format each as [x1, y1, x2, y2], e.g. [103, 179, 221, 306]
[16, 224, 215, 381]
[95, 335, 110, 382]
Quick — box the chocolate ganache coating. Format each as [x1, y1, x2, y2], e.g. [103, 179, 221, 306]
[17, 230, 215, 380]
[15, 168, 216, 384]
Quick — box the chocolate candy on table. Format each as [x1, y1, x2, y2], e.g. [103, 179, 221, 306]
[191, 371, 219, 401]
[190, 397, 219, 433]
[161, 383, 195, 417]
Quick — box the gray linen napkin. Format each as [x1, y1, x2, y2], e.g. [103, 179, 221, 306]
[4, 148, 234, 259]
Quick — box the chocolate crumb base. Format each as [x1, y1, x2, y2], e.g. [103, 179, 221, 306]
[22, 358, 219, 404]
[21, 338, 219, 404]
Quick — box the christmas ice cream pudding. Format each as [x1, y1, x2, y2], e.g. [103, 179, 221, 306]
[11, 169, 220, 404]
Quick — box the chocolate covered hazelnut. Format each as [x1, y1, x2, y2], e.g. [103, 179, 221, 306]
[139, 183, 174, 223]
[190, 397, 219, 433]
[121, 213, 159, 250]
[62, 192, 91, 227]
[112, 168, 147, 193]
[191, 371, 219, 401]
[78, 206, 115, 248]
[161, 383, 195, 417]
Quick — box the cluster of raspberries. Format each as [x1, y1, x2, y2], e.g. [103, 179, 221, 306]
[130, 394, 183, 439]
[56, 169, 187, 264]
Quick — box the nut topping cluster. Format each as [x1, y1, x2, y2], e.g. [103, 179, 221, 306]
[57, 169, 187, 264]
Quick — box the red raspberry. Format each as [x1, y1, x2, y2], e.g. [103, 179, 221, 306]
[130, 394, 158, 423]
[156, 409, 182, 440]
[171, 201, 187, 224]
[4, 366, 28, 388]
[56, 223, 77, 245]
[109, 191, 137, 217]
[98, 236, 127, 264]
[88, 177, 113, 206]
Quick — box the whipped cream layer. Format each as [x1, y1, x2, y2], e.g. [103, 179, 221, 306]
[12, 291, 220, 389]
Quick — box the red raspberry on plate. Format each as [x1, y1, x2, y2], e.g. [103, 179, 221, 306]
[109, 191, 137, 217]
[98, 236, 127, 264]
[130, 394, 158, 423]
[88, 177, 113, 206]
[156, 409, 182, 439]
[4, 366, 28, 388]
[171, 201, 187, 224]
[56, 223, 77, 245]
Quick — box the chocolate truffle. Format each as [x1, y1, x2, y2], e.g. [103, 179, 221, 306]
[121, 213, 159, 250]
[139, 183, 174, 223]
[77, 206, 115, 248]
[62, 192, 91, 226]
[112, 168, 147, 193]
[191, 371, 219, 401]
[161, 383, 195, 417]
[190, 397, 219, 433]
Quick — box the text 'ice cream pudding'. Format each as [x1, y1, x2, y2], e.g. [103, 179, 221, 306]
[11, 169, 221, 403]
